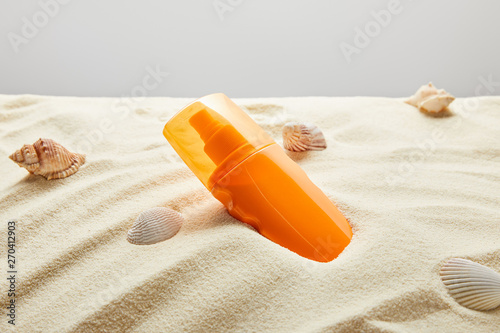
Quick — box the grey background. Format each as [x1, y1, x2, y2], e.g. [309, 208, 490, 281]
[1, 0, 499, 98]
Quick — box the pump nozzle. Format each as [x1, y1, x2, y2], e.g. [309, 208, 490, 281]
[163, 93, 275, 190]
[189, 109, 251, 166]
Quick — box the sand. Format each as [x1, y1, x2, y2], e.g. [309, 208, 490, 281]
[0, 94, 499, 332]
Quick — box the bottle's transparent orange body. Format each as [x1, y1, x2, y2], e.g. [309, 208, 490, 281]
[163, 93, 352, 262]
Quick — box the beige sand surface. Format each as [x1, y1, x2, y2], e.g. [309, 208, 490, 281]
[0, 94, 499, 332]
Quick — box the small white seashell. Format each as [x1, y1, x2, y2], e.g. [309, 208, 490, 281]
[440, 258, 500, 311]
[127, 207, 183, 245]
[282, 122, 327, 152]
[406, 82, 455, 113]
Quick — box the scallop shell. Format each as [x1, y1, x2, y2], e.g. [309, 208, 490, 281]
[440, 258, 500, 311]
[282, 122, 327, 152]
[127, 207, 183, 245]
[9, 138, 85, 180]
[405, 82, 455, 113]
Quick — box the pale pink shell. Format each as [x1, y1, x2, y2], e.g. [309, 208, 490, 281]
[440, 258, 500, 311]
[127, 207, 183, 245]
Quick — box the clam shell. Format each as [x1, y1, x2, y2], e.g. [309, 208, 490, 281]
[9, 138, 85, 180]
[282, 122, 327, 152]
[405, 82, 455, 113]
[440, 258, 500, 311]
[127, 207, 183, 245]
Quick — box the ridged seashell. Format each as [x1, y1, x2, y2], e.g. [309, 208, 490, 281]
[9, 138, 85, 180]
[282, 122, 327, 152]
[440, 258, 500, 311]
[405, 82, 455, 113]
[127, 207, 183, 245]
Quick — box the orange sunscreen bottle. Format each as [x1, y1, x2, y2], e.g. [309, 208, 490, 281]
[163, 93, 352, 262]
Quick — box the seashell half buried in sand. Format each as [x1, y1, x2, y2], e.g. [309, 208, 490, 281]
[282, 122, 327, 152]
[127, 207, 183, 245]
[440, 258, 500, 311]
[9, 138, 85, 180]
[406, 82, 455, 114]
